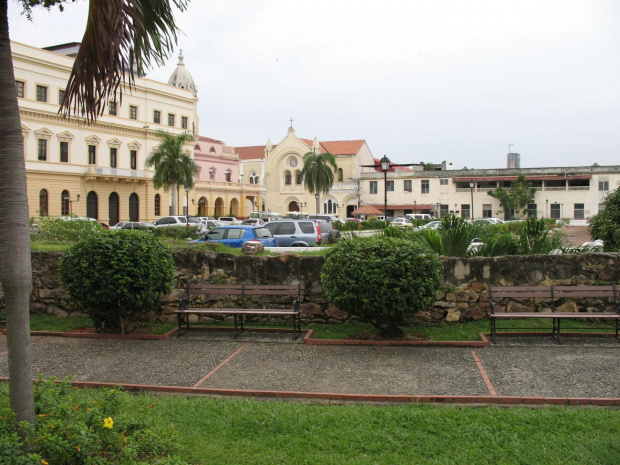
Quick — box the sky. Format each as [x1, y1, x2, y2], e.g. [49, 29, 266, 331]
[7, 0, 620, 169]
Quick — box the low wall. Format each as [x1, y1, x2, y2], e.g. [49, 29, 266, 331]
[30, 251, 620, 323]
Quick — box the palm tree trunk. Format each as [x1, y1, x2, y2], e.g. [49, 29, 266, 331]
[0, 0, 35, 433]
[170, 181, 177, 215]
[315, 194, 320, 216]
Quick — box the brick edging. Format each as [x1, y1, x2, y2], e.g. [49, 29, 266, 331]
[1, 377, 617, 406]
[302, 329, 490, 347]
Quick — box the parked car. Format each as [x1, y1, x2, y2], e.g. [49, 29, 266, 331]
[475, 218, 505, 225]
[417, 221, 441, 231]
[406, 213, 433, 220]
[192, 225, 277, 248]
[217, 216, 242, 225]
[242, 218, 265, 226]
[389, 217, 414, 229]
[153, 215, 208, 233]
[119, 221, 155, 230]
[109, 221, 127, 230]
[316, 220, 340, 243]
[264, 219, 322, 247]
[307, 215, 339, 222]
[344, 218, 362, 223]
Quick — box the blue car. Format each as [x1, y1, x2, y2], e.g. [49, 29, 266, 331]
[192, 225, 278, 248]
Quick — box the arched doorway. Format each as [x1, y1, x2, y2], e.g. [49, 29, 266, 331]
[288, 201, 299, 212]
[129, 193, 139, 221]
[61, 190, 70, 215]
[214, 197, 224, 217]
[198, 197, 207, 216]
[230, 198, 239, 217]
[86, 191, 98, 219]
[347, 205, 355, 218]
[108, 192, 119, 225]
[39, 189, 48, 216]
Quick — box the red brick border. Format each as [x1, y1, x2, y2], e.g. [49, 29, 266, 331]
[302, 329, 490, 347]
[1, 377, 617, 407]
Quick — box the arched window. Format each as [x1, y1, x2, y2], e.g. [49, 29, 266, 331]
[250, 172, 259, 184]
[61, 190, 70, 215]
[108, 192, 119, 225]
[324, 199, 336, 214]
[154, 194, 161, 216]
[129, 193, 139, 221]
[338, 168, 343, 182]
[39, 189, 48, 216]
[86, 191, 98, 220]
[225, 169, 232, 182]
[295, 170, 303, 185]
[284, 170, 292, 185]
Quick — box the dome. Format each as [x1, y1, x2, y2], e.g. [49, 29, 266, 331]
[168, 50, 197, 97]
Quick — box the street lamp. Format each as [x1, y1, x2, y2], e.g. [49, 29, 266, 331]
[184, 184, 191, 218]
[468, 179, 475, 221]
[380, 155, 390, 226]
[63, 193, 80, 215]
[299, 201, 307, 216]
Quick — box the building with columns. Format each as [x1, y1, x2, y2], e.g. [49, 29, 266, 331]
[16, 41, 199, 224]
[235, 125, 375, 218]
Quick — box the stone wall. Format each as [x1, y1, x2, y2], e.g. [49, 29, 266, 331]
[29, 251, 620, 323]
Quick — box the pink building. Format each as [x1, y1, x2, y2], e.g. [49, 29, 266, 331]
[194, 136, 239, 183]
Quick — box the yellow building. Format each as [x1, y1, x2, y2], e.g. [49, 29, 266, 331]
[236, 125, 375, 218]
[14, 41, 199, 225]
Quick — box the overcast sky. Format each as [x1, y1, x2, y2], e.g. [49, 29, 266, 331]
[8, 0, 620, 169]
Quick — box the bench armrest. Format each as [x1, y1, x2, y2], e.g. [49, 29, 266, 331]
[293, 297, 301, 313]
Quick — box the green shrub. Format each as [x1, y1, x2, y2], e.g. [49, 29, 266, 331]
[321, 235, 442, 338]
[589, 187, 620, 251]
[32, 216, 105, 242]
[59, 231, 175, 333]
[0, 377, 188, 464]
[150, 225, 203, 239]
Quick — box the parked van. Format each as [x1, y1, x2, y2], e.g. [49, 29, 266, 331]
[406, 213, 432, 220]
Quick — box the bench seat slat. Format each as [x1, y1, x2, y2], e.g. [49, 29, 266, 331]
[175, 308, 300, 315]
[491, 312, 620, 319]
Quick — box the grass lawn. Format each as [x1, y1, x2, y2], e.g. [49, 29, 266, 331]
[72, 391, 620, 464]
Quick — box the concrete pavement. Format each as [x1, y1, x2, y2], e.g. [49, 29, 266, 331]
[1, 330, 619, 405]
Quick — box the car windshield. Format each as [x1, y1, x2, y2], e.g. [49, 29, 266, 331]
[253, 227, 273, 238]
[187, 217, 201, 224]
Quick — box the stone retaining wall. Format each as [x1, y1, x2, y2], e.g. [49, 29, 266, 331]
[29, 251, 620, 323]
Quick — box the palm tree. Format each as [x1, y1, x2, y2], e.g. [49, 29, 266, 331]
[301, 150, 338, 215]
[0, 0, 187, 433]
[145, 130, 197, 216]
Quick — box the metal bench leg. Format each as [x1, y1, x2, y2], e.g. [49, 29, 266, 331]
[233, 315, 239, 339]
[616, 319, 619, 339]
[555, 318, 562, 344]
[491, 319, 496, 344]
[292, 314, 300, 340]
[177, 313, 186, 337]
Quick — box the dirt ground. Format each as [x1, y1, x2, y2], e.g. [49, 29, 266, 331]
[561, 226, 592, 246]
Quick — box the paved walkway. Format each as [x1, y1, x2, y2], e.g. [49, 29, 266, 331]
[1, 331, 619, 405]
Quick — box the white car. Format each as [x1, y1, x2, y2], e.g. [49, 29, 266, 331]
[417, 221, 441, 231]
[475, 218, 505, 225]
[153, 216, 208, 233]
[389, 217, 414, 229]
[217, 216, 242, 225]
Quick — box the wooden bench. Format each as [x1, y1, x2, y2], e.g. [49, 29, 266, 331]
[174, 283, 304, 339]
[488, 284, 620, 343]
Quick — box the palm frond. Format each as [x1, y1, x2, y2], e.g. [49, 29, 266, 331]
[60, 0, 189, 122]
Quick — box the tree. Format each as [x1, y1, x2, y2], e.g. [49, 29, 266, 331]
[589, 187, 620, 251]
[486, 174, 536, 218]
[0, 0, 187, 434]
[301, 150, 338, 215]
[145, 130, 197, 215]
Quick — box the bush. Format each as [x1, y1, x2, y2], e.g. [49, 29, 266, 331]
[589, 187, 620, 251]
[150, 225, 203, 239]
[0, 377, 188, 464]
[321, 235, 442, 338]
[59, 231, 175, 333]
[32, 216, 105, 242]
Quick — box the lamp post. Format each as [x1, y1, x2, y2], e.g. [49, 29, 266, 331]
[184, 184, 191, 218]
[63, 193, 80, 215]
[468, 179, 475, 221]
[380, 155, 390, 226]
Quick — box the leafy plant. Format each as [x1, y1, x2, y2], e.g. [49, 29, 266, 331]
[518, 217, 564, 254]
[589, 186, 620, 251]
[59, 231, 175, 333]
[486, 174, 536, 217]
[321, 235, 442, 338]
[32, 217, 105, 243]
[0, 377, 188, 464]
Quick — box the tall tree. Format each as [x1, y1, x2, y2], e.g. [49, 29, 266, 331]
[0, 0, 188, 434]
[145, 130, 196, 216]
[486, 174, 536, 219]
[301, 150, 338, 215]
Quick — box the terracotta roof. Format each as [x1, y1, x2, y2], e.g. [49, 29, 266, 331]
[235, 145, 270, 160]
[235, 139, 367, 160]
[320, 140, 365, 155]
[350, 205, 384, 216]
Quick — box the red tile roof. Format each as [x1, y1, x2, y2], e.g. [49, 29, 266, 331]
[235, 139, 367, 160]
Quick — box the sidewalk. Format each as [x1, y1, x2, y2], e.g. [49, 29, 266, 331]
[1, 331, 619, 405]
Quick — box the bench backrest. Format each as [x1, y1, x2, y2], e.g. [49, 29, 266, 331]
[487, 284, 619, 314]
[187, 283, 304, 297]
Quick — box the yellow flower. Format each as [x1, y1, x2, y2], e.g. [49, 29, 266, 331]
[103, 417, 113, 429]
[41, 460, 49, 465]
